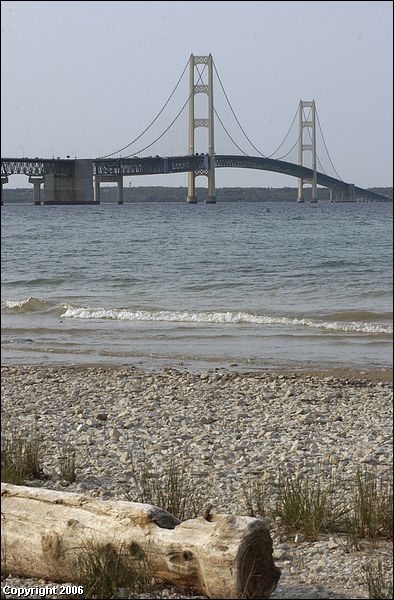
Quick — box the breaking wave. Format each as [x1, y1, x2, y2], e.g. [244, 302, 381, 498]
[2, 297, 53, 313]
[61, 305, 392, 335]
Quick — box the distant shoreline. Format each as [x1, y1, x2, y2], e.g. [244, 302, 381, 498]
[2, 185, 393, 204]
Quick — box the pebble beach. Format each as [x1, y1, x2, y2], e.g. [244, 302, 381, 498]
[1, 364, 393, 599]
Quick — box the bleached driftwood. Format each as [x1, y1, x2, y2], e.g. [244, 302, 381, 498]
[1, 483, 280, 599]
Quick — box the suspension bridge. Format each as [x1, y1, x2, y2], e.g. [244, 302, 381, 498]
[1, 54, 390, 205]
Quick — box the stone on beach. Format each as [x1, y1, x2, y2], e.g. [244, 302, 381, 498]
[1, 365, 392, 599]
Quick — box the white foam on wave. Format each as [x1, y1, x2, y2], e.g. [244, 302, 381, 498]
[61, 305, 392, 335]
[2, 297, 50, 312]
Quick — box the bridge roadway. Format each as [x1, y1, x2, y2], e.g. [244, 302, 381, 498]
[0, 155, 390, 202]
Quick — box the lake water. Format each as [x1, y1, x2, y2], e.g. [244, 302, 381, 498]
[1, 200, 392, 372]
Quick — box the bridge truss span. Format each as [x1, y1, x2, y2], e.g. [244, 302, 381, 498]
[1, 158, 74, 177]
[94, 155, 208, 177]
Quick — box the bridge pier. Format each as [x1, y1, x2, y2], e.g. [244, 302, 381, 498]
[297, 183, 318, 203]
[74, 159, 95, 203]
[94, 176, 100, 204]
[344, 183, 355, 202]
[1, 176, 8, 205]
[43, 160, 94, 204]
[187, 172, 197, 203]
[29, 176, 45, 205]
[187, 189, 197, 204]
[94, 175, 123, 204]
[329, 184, 356, 202]
[297, 181, 305, 203]
[117, 177, 123, 205]
[44, 173, 75, 203]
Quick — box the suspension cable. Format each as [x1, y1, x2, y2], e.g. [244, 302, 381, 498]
[122, 63, 207, 158]
[196, 61, 262, 156]
[273, 109, 309, 161]
[123, 95, 189, 158]
[213, 60, 304, 161]
[214, 109, 249, 155]
[98, 58, 190, 159]
[213, 61, 268, 157]
[316, 109, 343, 180]
[266, 106, 299, 158]
[316, 152, 327, 174]
[213, 96, 307, 163]
[273, 137, 300, 161]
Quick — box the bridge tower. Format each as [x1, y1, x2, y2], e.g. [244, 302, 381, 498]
[297, 100, 317, 202]
[187, 54, 216, 203]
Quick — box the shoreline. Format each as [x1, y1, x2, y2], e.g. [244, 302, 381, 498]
[1, 361, 392, 382]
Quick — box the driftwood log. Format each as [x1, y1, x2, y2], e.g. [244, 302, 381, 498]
[1, 483, 280, 599]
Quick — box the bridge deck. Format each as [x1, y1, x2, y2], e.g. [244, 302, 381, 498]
[1, 155, 390, 201]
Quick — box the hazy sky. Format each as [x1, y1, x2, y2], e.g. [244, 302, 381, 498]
[1, 0, 392, 189]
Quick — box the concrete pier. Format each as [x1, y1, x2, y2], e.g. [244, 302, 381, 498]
[1, 176, 8, 205]
[297, 180, 305, 203]
[29, 176, 45, 205]
[74, 160, 95, 203]
[94, 174, 123, 204]
[43, 159, 94, 204]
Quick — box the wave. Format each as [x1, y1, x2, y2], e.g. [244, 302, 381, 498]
[2, 297, 54, 313]
[61, 305, 392, 334]
[321, 309, 393, 322]
[3, 297, 391, 334]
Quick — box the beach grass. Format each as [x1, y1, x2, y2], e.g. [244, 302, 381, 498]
[1, 433, 41, 485]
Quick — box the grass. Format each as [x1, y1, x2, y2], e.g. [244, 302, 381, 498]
[1, 434, 42, 484]
[1, 432, 77, 486]
[362, 560, 393, 599]
[353, 469, 393, 541]
[126, 451, 207, 521]
[274, 472, 331, 540]
[58, 446, 77, 483]
[74, 538, 155, 599]
[243, 466, 392, 542]
[241, 477, 268, 519]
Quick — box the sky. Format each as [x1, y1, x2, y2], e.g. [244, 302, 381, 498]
[1, 0, 393, 189]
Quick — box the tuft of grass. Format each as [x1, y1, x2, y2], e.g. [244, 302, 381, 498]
[274, 473, 328, 540]
[242, 465, 392, 542]
[241, 477, 268, 519]
[352, 469, 393, 541]
[273, 469, 351, 540]
[1, 434, 42, 484]
[126, 452, 207, 521]
[74, 539, 154, 599]
[58, 447, 77, 483]
[362, 560, 393, 599]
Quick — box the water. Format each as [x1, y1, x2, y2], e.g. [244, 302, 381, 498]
[1, 200, 392, 371]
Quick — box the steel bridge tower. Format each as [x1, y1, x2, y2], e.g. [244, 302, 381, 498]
[297, 100, 317, 202]
[187, 54, 216, 203]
